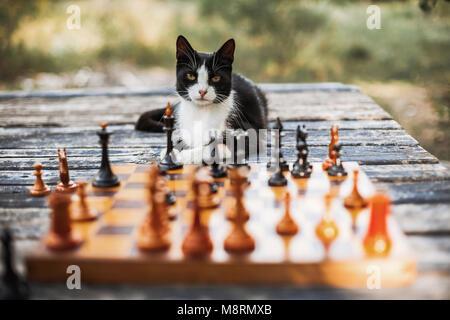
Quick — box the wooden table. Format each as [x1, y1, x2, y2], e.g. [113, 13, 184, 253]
[1, 83, 449, 299]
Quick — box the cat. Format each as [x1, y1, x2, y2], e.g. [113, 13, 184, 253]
[135, 35, 268, 162]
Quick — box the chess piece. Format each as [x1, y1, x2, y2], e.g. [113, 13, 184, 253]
[224, 168, 255, 253]
[315, 194, 339, 251]
[291, 125, 312, 179]
[226, 167, 250, 221]
[0, 228, 29, 300]
[182, 177, 214, 257]
[29, 163, 51, 196]
[267, 118, 288, 172]
[137, 191, 171, 252]
[45, 193, 82, 251]
[344, 170, 368, 229]
[268, 165, 287, 187]
[71, 181, 99, 222]
[322, 125, 338, 171]
[159, 103, 183, 172]
[276, 192, 298, 236]
[327, 143, 348, 179]
[195, 166, 220, 209]
[363, 192, 392, 257]
[55, 148, 78, 193]
[92, 123, 120, 188]
[149, 164, 177, 220]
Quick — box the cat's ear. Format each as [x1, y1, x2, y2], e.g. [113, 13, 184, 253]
[216, 39, 235, 64]
[176, 35, 194, 60]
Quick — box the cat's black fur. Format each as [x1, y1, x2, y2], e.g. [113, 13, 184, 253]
[135, 36, 268, 133]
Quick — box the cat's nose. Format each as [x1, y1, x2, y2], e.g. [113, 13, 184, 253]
[198, 90, 207, 98]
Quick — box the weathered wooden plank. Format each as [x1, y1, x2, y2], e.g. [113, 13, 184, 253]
[0, 169, 98, 185]
[362, 164, 450, 182]
[24, 273, 450, 299]
[281, 145, 439, 165]
[2, 163, 448, 187]
[0, 91, 391, 127]
[0, 145, 439, 172]
[393, 204, 450, 235]
[280, 120, 402, 131]
[0, 83, 359, 100]
[0, 128, 418, 149]
[375, 180, 450, 204]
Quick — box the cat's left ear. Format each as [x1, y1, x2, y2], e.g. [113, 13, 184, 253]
[216, 39, 235, 64]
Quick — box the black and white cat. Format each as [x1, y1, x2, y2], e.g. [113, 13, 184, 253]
[135, 35, 268, 162]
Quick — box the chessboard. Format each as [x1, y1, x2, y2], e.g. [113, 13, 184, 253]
[26, 162, 416, 288]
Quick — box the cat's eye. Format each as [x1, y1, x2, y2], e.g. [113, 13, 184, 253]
[186, 73, 196, 81]
[211, 75, 221, 82]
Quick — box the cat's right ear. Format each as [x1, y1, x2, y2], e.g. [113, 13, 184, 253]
[176, 35, 194, 60]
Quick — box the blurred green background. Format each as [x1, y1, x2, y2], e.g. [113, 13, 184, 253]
[0, 0, 448, 160]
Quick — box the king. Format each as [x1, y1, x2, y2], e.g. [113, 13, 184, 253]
[159, 103, 183, 172]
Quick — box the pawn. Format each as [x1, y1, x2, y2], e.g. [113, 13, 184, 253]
[195, 167, 220, 209]
[226, 167, 250, 221]
[276, 192, 299, 236]
[29, 163, 51, 196]
[55, 148, 77, 193]
[363, 192, 392, 257]
[71, 181, 99, 222]
[137, 192, 171, 252]
[344, 170, 368, 227]
[224, 169, 255, 254]
[182, 179, 214, 258]
[268, 167, 287, 187]
[45, 193, 82, 251]
[315, 194, 339, 251]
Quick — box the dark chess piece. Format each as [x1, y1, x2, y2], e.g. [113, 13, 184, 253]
[327, 143, 348, 178]
[268, 166, 288, 186]
[92, 123, 120, 188]
[267, 118, 288, 172]
[0, 228, 29, 300]
[159, 103, 183, 172]
[291, 125, 312, 179]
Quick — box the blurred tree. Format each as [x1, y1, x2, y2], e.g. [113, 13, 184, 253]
[0, 0, 56, 79]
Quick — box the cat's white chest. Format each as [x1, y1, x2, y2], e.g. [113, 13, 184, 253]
[175, 97, 233, 148]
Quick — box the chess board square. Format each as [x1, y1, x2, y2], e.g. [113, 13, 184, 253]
[79, 235, 134, 257]
[128, 172, 149, 183]
[124, 182, 146, 189]
[101, 210, 146, 225]
[167, 173, 187, 180]
[96, 225, 135, 235]
[112, 199, 147, 209]
[88, 190, 118, 197]
[135, 165, 150, 173]
[111, 165, 138, 174]
[115, 188, 147, 201]
[173, 190, 188, 197]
